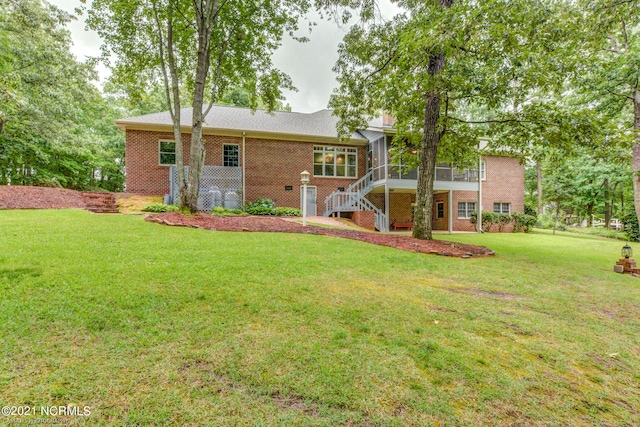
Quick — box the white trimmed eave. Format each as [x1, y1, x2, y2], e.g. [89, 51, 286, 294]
[115, 122, 369, 146]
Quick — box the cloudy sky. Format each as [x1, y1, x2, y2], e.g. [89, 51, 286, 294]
[48, 1, 396, 113]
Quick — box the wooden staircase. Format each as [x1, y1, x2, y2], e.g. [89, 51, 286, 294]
[81, 192, 119, 214]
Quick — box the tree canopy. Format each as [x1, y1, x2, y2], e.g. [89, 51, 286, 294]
[0, 0, 124, 191]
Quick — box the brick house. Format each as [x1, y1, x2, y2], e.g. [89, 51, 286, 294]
[116, 105, 524, 232]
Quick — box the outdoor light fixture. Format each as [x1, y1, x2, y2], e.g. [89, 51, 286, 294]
[300, 170, 310, 227]
[622, 244, 633, 259]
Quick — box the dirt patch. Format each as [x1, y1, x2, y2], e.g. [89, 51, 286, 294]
[145, 212, 495, 258]
[116, 194, 163, 213]
[0, 185, 87, 210]
[444, 287, 522, 298]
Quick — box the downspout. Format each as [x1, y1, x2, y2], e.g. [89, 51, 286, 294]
[242, 132, 246, 207]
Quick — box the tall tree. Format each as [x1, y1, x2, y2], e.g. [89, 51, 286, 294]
[85, 0, 308, 211]
[575, 0, 640, 228]
[328, 0, 582, 239]
[0, 0, 124, 191]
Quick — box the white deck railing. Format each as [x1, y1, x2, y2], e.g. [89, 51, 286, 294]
[323, 170, 388, 232]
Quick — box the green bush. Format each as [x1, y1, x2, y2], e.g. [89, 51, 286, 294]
[537, 212, 567, 231]
[621, 208, 640, 242]
[245, 198, 276, 215]
[496, 213, 512, 232]
[273, 207, 302, 216]
[524, 204, 538, 218]
[512, 212, 536, 233]
[469, 211, 500, 232]
[142, 203, 180, 213]
[210, 206, 248, 216]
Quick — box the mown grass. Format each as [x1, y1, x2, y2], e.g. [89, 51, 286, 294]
[0, 209, 639, 426]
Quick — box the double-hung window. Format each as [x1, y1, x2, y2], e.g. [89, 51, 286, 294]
[493, 203, 510, 214]
[458, 202, 476, 219]
[223, 144, 239, 167]
[313, 146, 357, 178]
[159, 141, 176, 165]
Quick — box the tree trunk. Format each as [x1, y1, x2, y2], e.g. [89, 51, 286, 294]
[587, 202, 593, 227]
[632, 84, 640, 232]
[412, 0, 452, 240]
[604, 177, 611, 229]
[536, 160, 542, 214]
[185, 2, 213, 213]
[153, 1, 185, 208]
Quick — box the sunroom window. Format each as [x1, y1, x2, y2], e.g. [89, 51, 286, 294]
[314, 146, 357, 178]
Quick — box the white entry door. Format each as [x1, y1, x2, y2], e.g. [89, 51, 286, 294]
[300, 186, 317, 216]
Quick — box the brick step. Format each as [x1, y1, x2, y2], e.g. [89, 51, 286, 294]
[81, 192, 118, 214]
[87, 208, 120, 214]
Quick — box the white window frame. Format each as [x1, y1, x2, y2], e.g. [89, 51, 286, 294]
[313, 145, 358, 179]
[159, 140, 176, 166]
[458, 201, 476, 219]
[493, 202, 510, 214]
[481, 160, 486, 181]
[223, 143, 240, 167]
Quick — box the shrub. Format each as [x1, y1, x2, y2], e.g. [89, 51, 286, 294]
[142, 203, 179, 213]
[621, 208, 640, 242]
[496, 213, 512, 232]
[524, 204, 537, 218]
[273, 207, 302, 216]
[469, 211, 499, 232]
[537, 212, 567, 231]
[245, 198, 276, 215]
[210, 206, 247, 216]
[512, 212, 536, 233]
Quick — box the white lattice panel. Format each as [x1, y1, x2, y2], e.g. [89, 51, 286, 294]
[170, 166, 242, 211]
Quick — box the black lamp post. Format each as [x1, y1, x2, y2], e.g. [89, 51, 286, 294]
[622, 244, 633, 259]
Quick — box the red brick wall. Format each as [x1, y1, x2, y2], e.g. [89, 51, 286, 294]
[125, 130, 365, 212]
[244, 138, 365, 211]
[452, 156, 524, 232]
[352, 210, 375, 230]
[388, 193, 414, 222]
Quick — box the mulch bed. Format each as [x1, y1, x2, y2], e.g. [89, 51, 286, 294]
[145, 212, 495, 258]
[0, 185, 86, 209]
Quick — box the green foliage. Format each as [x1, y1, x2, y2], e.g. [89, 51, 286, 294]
[621, 208, 640, 242]
[273, 207, 302, 216]
[245, 197, 276, 215]
[495, 213, 512, 232]
[511, 212, 536, 233]
[142, 203, 180, 213]
[210, 206, 247, 216]
[0, 0, 124, 191]
[537, 212, 567, 231]
[243, 198, 301, 216]
[524, 204, 538, 218]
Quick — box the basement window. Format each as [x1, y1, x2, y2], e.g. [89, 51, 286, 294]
[493, 203, 510, 214]
[458, 202, 476, 219]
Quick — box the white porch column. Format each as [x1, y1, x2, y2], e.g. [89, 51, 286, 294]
[384, 135, 390, 232]
[478, 156, 483, 233]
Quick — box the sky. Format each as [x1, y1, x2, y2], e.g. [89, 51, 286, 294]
[47, 1, 395, 113]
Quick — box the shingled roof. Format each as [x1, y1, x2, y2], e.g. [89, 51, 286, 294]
[116, 105, 385, 143]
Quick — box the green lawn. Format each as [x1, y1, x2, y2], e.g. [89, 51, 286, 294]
[1, 210, 639, 426]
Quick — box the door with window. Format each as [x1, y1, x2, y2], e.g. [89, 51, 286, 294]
[300, 186, 317, 216]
